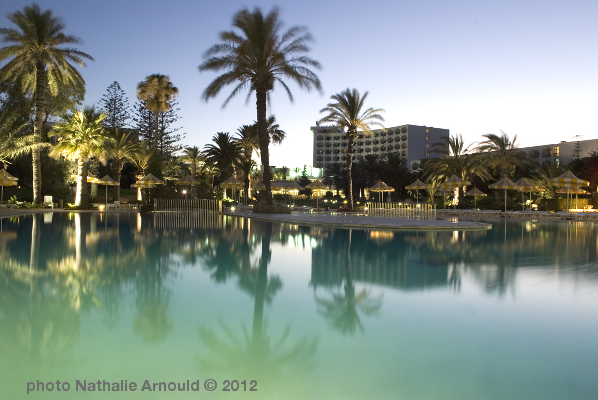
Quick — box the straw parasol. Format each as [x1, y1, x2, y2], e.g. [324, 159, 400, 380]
[71, 173, 102, 184]
[221, 176, 244, 203]
[306, 180, 330, 209]
[175, 174, 200, 186]
[278, 180, 304, 204]
[514, 178, 543, 211]
[370, 180, 395, 202]
[489, 177, 519, 212]
[97, 175, 119, 206]
[132, 173, 164, 201]
[549, 170, 589, 211]
[556, 187, 589, 210]
[405, 179, 429, 204]
[465, 187, 487, 210]
[0, 169, 18, 201]
[254, 180, 283, 191]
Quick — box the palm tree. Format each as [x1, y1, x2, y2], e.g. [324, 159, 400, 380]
[232, 125, 259, 202]
[0, 108, 38, 169]
[50, 106, 108, 208]
[136, 74, 179, 148]
[323, 162, 347, 194]
[106, 128, 138, 201]
[202, 132, 242, 182]
[264, 115, 286, 144]
[130, 140, 154, 201]
[356, 154, 382, 188]
[180, 146, 203, 178]
[477, 131, 525, 178]
[234, 125, 259, 160]
[382, 153, 413, 199]
[424, 134, 490, 205]
[318, 88, 385, 209]
[199, 7, 322, 206]
[0, 4, 93, 204]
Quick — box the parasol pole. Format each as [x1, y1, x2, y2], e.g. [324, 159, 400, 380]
[504, 189, 507, 212]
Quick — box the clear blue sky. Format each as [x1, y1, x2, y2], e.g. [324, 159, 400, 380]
[2, 0, 597, 167]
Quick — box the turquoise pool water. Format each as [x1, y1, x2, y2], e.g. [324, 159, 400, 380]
[1, 212, 597, 399]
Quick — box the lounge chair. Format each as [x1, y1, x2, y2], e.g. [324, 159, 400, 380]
[43, 196, 57, 209]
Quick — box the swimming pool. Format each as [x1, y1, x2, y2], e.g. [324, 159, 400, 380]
[1, 212, 597, 399]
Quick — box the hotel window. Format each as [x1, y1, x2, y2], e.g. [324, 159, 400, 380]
[425, 136, 429, 140]
[426, 128, 429, 133]
[553, 146, 560, 156]
[426, 151, 430, 156]
[426, 144, 430, 148]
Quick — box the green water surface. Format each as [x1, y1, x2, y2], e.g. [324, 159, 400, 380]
[0, 212, 597, 399]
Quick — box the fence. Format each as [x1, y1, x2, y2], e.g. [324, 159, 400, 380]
[365, 202, 436, 219]
[154, 198, 222, 213]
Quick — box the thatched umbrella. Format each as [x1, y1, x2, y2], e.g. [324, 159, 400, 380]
[405, 179, 429, 204]
[489, 177, 519, 212]
[465, 187, 486, 210]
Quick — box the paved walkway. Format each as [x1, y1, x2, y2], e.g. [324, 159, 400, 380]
[223, 211, 492, 231]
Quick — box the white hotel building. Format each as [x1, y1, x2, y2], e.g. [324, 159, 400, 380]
[311, 124, 449, 171]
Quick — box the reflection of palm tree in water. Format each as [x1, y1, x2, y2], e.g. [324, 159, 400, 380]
[197, 224, 318, 396]
[315, 229, 382, 335]
[132, 256, 174, 343]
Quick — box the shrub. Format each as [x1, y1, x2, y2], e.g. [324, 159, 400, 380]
[252, 199, 292, 214]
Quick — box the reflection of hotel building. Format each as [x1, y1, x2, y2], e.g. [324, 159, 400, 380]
[516, 138, 598, 167]
[311, 124, 449, 171]
[310, 230, 450, 291]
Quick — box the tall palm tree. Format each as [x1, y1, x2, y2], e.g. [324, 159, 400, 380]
[0, 4, 93, 203]
[423, 134, 490, 205]
[106, 128, 138, 201]
[202, 132, 242, 182]
[318, 88, 384, 209]
[199, 7, 322, 206]
[180, 146, 203, 178]
[136, 74, 179, 148]
[476, 131, 525, 178]
[50, 106, 108, 208]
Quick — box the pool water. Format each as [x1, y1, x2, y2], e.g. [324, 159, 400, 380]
[1, 212, 597, 399]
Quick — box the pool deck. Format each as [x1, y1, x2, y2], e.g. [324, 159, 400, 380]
[223, 211, 492, 231]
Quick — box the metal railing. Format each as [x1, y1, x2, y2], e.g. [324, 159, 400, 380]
[365, 202, 436, 219]
[153, 198, 222, 213]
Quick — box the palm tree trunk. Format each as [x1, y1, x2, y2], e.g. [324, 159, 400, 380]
[346, 132, 356, 209]
[32, 63, 45, 204]
[154, 112, 159, 148]
[112, 160, 123, 201]
[89, 157, 99, 199]
[75, 158, 89, 208]
[256, 90, 272, 205]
